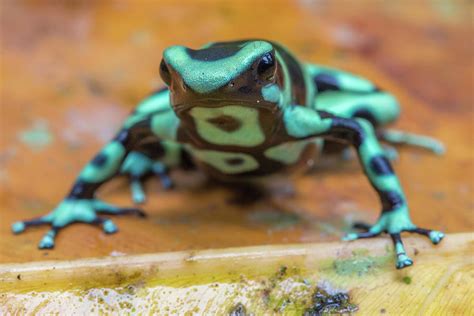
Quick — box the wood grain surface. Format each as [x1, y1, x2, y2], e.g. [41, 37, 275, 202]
[1, 233, 473, 314]
[0, 0, 472, 264]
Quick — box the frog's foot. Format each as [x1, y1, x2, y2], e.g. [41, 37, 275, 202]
[344, 214, 444, 269]
[121, 152, 173, 204]
[380, 129, 445, 155]
[11, 199, 145, 249]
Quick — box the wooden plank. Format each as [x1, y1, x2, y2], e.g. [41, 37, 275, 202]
[1, 233, 472, 314]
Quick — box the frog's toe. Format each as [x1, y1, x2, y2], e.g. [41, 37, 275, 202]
[342, 230, 382, 241]
[130, 178, 147, 204]
[94, 201, 146, 218]
[352, 221, 372, 231]
[342, 233, 359, 241]
[11, 221, 26, 234]
[159, 174, 174, 190]
[103, 219, 118, 234]
[396, 254, 413, 269]
[382, 144, 399, 161]
[152, 164, 174, 190]
[38, 229, 58, 249]
[343, 221, 383, 241]
[12, 216, 50, 234]
[409, 227, 445, 245]
[429, 231, 445, 244]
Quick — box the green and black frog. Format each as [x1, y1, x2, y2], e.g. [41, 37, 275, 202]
[12, 40, 445, 269]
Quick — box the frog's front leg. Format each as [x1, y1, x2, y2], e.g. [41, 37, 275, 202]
[283, 106, 444, 269]
[12, 120, 160, 249]
[120, 140, 182, 204]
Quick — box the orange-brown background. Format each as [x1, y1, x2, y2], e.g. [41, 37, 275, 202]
[0, 0, 472, 263]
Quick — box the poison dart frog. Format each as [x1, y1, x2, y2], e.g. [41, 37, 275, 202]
[12, 40, 445, 269]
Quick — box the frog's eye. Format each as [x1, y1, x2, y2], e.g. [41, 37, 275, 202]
[256, 52, 276, 81]
[159, 59, 172, 86]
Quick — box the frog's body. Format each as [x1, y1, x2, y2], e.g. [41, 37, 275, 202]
[12, 40, 444, 269]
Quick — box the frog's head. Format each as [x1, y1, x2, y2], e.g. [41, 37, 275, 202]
[160, 40, 284, 138]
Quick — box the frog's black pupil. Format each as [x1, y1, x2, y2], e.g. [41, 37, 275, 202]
[257, 53, 275, 79]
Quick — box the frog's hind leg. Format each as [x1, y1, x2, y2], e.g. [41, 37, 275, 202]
[311, 83, 401, 127]
[314, 89, 401, 157]
[315, 90, 444, 155]
[307, 64, 444, 155]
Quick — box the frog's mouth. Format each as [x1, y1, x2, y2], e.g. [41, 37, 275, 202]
[173, 99, 279, 116]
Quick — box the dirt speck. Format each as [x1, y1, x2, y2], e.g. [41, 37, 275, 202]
[304, 286, 358, 315]
[228, 303, 247, 316]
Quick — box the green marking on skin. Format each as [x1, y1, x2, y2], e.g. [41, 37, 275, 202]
[306, 64, 375, 92]
[356, 119, 405, 194]
[315, 92, 400, 125]
[376, 208, 416, 233]
[124, 91, 174, 129]
[394, 240, 406, 255]
[136, 90, 171, 114]
[80, 142, 126, 183]
[49, 200, 101, 227]
[130, 180, 146, 204]
[190, 106, 265, 147]
[261, 84, 281, 103]
[188, 147, 259, 174]
[275, 51, 292, 108]
[265, 140, 312, 164]
[121, 151, 154, 176]
[337, 72, 374, 92]
[151, 109, 180, 140]
[123, 114, 144, 129]
[302, 64, 317, 107]
[160, 140, 182, 167]
[164, 41, 273, 93]
[283, 106, 331, 138]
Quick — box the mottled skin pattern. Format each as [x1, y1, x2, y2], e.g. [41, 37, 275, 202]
[12, 40, 445, 269]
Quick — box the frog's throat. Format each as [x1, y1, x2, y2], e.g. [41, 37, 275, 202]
[188, 105, 266, 147]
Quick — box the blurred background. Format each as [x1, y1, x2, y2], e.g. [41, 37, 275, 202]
[0, 0, 472, 263]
